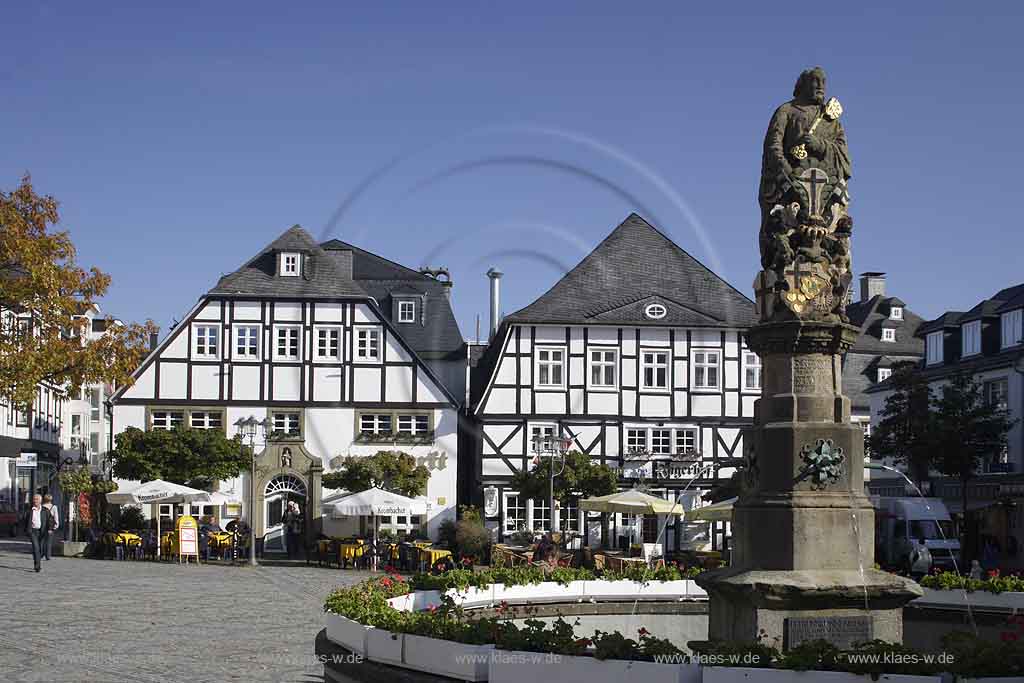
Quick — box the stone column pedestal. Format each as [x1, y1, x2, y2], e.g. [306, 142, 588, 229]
[696, 320, 921, 650]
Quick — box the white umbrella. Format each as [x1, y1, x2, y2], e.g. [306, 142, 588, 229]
[325, 487, 428, 571]
[684, 497, 737, 522]
[107, 480, 211, 558]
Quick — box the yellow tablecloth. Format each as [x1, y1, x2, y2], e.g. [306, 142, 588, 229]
[412, 541, 432, 548]
[317, 539, 333, 555]
[105, 532, 143, 546]
[208, 531, 232, 548]
[339, 543, 366, 561]
[420, 548, 452, 565]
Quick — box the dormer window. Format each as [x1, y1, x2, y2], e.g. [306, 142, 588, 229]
[962, 320, 981, 356]
[280, 252, 300, 277]
[877, 368, 892, 383]
[644, 303, 667, 320]
[881, 328, 895, 342]
[890, 306, 903, 320]
[926, 331, 943, 365]
[398, 300, 416, 323]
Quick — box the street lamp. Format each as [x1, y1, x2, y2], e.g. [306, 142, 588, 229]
[234, 415, 270, 567]
[530, 433, 572, 536]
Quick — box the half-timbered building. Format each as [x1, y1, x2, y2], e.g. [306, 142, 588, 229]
[469, 214, 759, 551]
[110, 225, 464, 549]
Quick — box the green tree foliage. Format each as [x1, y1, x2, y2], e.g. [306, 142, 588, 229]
[867, 362, 936, 485]
[510, 450, 618, 503]
[932, 372, 1016, 526]
[321, 450, 429, 497]
[111, 427, 248, 487]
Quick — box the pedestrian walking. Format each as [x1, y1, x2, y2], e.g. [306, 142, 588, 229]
[25, 494, 54, 572]
[908, 537, 932, 580]
[42, 494, 59, 560]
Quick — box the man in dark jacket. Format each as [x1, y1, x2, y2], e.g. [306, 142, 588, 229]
[25, 494, 53, 572]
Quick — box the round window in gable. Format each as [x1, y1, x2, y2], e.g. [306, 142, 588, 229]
[644, 303, 667, 320]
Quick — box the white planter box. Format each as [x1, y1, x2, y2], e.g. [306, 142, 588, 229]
[489, 651, 691, 683]
[702, 667, 944, 683]
[403, 634, 494, 681]
[324, 612, 370, 655]
[365, 628, 404, 666]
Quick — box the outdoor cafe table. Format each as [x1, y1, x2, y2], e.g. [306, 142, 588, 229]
[419, 547, 452, 570]
[603, 554, 647, 572]
[338, 542, 366, 566]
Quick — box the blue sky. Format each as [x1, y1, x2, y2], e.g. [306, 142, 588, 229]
[3, 2, 1021, 339]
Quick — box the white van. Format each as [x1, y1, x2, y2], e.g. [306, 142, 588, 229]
[873, 497, 960, 572]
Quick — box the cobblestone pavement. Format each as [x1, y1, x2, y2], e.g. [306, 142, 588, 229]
[0, 539, 372, 683]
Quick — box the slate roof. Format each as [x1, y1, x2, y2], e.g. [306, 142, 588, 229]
[844, 295, 925, 356]
[208, 226, 464, 358]
[320, 239, 464, 357]
[916, 311, 964, 337]
[503, 213, 756, 328]
[996, 285, 1024, 313]
[209, 225, 366, 299]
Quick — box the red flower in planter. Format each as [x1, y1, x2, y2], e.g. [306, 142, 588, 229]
[380, 577, 393, 588]
[496, 600, 510, 615]
[637, 627, 650, 637]
[990, 569, 1001, 579]
[429, 605, 439, 613]
[575, 638, 592, 647]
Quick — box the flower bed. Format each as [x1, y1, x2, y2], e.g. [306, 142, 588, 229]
[921, 569, 1024, 594]
[321, 567, 1024, 681]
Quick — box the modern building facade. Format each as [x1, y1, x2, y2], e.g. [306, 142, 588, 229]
[868, 282, 1024, 566]
[468, 214, 759, 551]
[0, 308, 69, 516]
[110, 225, 464, 549]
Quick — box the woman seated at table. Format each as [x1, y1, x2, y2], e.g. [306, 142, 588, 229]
[534, 546, 559, 574]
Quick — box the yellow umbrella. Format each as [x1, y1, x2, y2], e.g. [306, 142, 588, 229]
[580, 489, 683, 515]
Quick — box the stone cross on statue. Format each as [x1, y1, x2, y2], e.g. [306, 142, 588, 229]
[798, 167, 829, 218]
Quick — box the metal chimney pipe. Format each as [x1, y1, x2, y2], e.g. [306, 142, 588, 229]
[486, 267, 503, 341]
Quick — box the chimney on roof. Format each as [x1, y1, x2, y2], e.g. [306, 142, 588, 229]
[860, 272, 886, 303]
[487, 267, 503, 341]
[149, 329, 160, 351]
[420, 267, 453, 300]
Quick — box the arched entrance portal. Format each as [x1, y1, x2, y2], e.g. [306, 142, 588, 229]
[264, 474, 307, 552]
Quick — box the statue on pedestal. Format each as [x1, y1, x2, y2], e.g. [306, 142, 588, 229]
[756, 67, 853, 323]
[695, 68, 921, 653]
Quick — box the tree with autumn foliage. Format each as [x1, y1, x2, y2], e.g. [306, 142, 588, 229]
[0, 175, 156, 408]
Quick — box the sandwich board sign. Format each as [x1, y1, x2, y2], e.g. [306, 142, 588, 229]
[176, 514, 199, 563]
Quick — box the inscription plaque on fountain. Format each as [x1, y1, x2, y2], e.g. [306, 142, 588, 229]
[786, 616, 873, 649]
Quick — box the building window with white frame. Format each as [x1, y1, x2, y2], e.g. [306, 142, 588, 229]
[985, 378, 1009, 411]
[235, 325, 260, 359]
[397, 414, 430, 436]
[190, 411, 224, 430]
[280, 252, 300, 277]
[355, 327, 381, 362]
[560, 497, 580, 534]
[676, 428, 697, 454]
[271, 411, 301, 436]
[398, 300, 416, 323]
[588, 348, 617, 389]
[151, 410, 184, 430]
[315, 326, 342, 361]
[641, 349, 669, 390]
[693, 350, 720, 390]
[877, 368, 892, 383]
[359, 413, 393, 435]
[275, 326, 301, 361]
[626, 428, 647, 454]
[1002, 309, 1023, 348]
[962, 320, 981, 356]
[743, 351, 762, 391]
[531, 498, 550, 532]
[536, 347, 565, 388]
[650, 428, 672, 455]
[890, 306, 903, 320]
[194, 325, 219, 359]
[881, 328, 896, 343]
[504, 493, 524, 534]
[926, 331, 943, 365]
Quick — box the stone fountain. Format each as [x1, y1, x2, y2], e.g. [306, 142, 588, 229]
[695, 67, 921, 650]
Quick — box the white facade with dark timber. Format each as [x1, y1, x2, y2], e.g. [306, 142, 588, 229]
[469, 214, 759, 551]
[110, 225, 464, 547]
